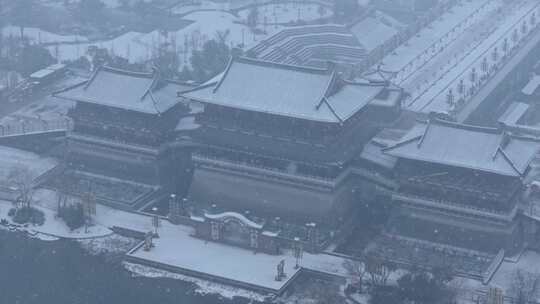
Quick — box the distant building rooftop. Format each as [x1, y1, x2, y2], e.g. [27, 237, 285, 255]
[247, 12, 404, 70]
[521, 75, 540, 96]
[498, 102, 530, 127]
[30, 64, 66, 80]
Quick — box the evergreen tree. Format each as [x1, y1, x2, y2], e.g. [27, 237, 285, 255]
[190, 39, 230, 82]
[78, 0, 105, 23]
[12, 0, 34, 40]
[247, 6, 259, 29]
[396, 269, 456, 304]
[17, 45, 55, 76]
[333, 0, 358, 21]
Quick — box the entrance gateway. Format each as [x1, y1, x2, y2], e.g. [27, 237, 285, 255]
[192, 211, 281, 254]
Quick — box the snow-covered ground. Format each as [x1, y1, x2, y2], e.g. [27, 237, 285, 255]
[490, 251, 540, 301]
[0, 96, 75, 127]
[32, 188, 349, 293]
[1, 10, 279, 67]
[381, 0, 494, 73]
[384, 0, 540, 115]
[1, 26, 89, 44]
[24, 186, 283, 299]
[171, 0, 266, 15]
[79, 233, 140, 255]
[0, 76, 81, 137]
[124, 262, 269, 301]
[410, 0, 540, 114]
[396, 0, 502, 89]
[42, 0, 151, 9]
[0, 174, 531, 301]
[0, 76, 82, 127]
[0, 146, 57, 181]
[129, 223, 301, 292]
[237, 2, 331, 25]
[128, 219, 354, 293]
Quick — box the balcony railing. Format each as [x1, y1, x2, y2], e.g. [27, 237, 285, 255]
[192, 153, 338, 188]
[392, 192, 517, 222]
[0, 118, 73, 137]
[69, 133, 160, 155]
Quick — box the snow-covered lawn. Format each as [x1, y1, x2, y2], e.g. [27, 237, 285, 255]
[171, 0, 234, 15]
[45, 0, 151, 9]
[237, 2, 331, 25]
[1, 26, 89, 44]
[0, 146, 57, 181]
[491, 251, 540, 294]
[16, 10, 280, 66]
[80, 234, 140, 255]
[171, 0, 269, 15]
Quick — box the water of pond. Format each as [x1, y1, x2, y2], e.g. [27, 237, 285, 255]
[0, 230, 257, 304]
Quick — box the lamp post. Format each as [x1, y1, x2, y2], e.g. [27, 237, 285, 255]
[182, 197, 188, 215]
[293, 237, 303, 269]
[152, 207, 160, 236]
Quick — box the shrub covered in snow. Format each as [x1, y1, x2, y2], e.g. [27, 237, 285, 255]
[10, 207, 45, 226]
[57, 204, 85, 231]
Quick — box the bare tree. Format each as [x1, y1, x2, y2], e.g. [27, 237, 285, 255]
[305, 278, 347, 304]
[365, 255, 396, 287]
[81, 187, 96, 233]
[509, 270, 540, 304]
[344, 259, 367, 292]
[247, 6, 259, 29]
[7, 166, 35, 209]
[55, 188, 70, 213]
[12, 0, 34, 40]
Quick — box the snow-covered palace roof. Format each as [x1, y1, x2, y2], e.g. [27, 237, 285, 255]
[384, 119, 540, 177]
[55, 66, 192, 115]
[181, 57, 395, 123]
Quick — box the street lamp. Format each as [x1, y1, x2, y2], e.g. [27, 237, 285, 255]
[182, 197, 188, 215]
[152, 207, 160, 236]
[293, 237, 303, 269]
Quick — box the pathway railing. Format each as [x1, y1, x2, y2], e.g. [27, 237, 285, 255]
[0, 118, 73, 137]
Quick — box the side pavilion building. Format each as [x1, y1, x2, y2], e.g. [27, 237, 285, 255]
[53, 66, 195, 210]
[382, 119, 540, 255]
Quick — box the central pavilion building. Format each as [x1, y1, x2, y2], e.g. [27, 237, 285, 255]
[178, 57, 402, 228]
